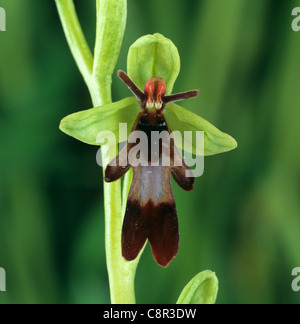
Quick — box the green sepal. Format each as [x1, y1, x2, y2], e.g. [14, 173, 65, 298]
[177, 271, 219, 305]
[59, 97, 139, 145]
[60, 96, 237, 157]
[165, 103, 238, 156]
[127, 33, 180, 94]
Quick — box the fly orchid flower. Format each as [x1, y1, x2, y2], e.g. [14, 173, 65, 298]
[105, 71, 199, 267]
[59, 33, 237, 267]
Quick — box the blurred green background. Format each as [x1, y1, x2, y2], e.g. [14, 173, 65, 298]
[1, 0, 300, 304]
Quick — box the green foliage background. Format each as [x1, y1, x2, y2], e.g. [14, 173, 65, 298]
[0, 0, 300, 304]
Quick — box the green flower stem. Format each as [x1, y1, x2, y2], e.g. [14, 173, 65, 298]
[55, 0, 138, 304]
[102, 146, 138, 304]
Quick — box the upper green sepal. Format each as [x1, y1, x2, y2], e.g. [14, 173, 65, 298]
[59, 97, 139, 145]
[177, 270, 219, 305]
[127, 33, 180, 94]
[165, 103, 238, 156]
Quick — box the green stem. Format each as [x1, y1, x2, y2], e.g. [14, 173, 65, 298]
[102, 146, 137, 304]
[55, 0, 139, 304]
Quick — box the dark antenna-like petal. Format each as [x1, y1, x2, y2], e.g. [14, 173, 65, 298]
[163, 90, 200, 106]
[118, 70, 146, 104]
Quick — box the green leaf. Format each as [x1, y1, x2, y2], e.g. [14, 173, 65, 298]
[164, 103, 238, 156]
[177, 271, 219, 305]
[127, 33, 180, 94]
[59, 97, 139, 145]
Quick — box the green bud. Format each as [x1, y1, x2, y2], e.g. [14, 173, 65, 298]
[177, 271, 219, 305]
[127, 33, 180, 94]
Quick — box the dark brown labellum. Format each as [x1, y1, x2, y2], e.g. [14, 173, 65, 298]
[105, 71, 199, 267]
